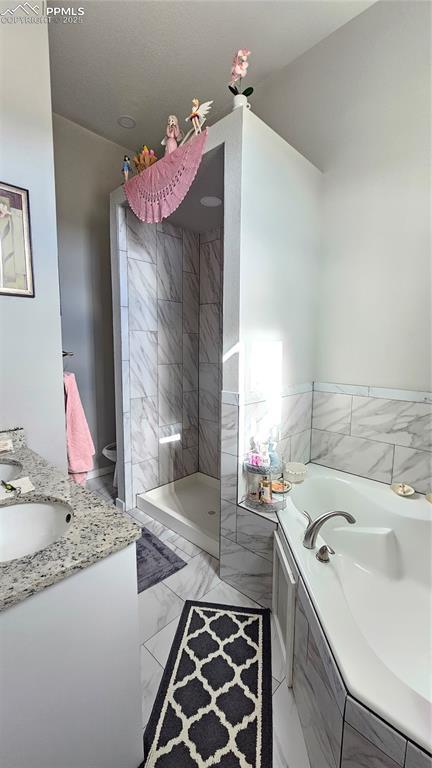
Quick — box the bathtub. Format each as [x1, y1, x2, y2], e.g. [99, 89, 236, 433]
[278, 464, 432, 753]
[136, 472, 220, 558]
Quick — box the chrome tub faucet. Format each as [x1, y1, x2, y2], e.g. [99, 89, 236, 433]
[302, 510, 356, 549]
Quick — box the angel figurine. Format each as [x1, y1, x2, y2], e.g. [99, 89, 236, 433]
[161, 115, 183, 155]
[186, 98, 213, 135]
[121, 155, 132, 183]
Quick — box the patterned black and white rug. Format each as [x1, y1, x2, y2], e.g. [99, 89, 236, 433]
[136, 528, 186, 593]
[144, 600, 272, 767]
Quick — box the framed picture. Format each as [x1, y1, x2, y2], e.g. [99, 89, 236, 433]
[0, 182, 34, 297]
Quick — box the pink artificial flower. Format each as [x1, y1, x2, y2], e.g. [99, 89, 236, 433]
[229, 48, 251, 86]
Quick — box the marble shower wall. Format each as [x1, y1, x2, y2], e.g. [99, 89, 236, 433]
[311, 382, 432, 493]
[198, 228, 223, 479]
[119, 210, 201, 506]
[219, 395, 275, 608]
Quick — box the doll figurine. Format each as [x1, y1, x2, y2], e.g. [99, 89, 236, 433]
[186, 98, 213, 135]
[161, 115, 183, 155]
[122, 155, 132, 183]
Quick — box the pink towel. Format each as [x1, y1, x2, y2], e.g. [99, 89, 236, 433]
[64, 372, 95, 485]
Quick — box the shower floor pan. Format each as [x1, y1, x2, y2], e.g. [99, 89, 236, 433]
[136, 472, 220, 558]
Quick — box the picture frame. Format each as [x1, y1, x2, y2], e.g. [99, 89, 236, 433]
[0, 182, 34, 297]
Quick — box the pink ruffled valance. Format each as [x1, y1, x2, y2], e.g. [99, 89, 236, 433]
[124, 129, 208, 223]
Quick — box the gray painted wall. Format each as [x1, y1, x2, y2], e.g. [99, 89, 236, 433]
[53, 114, 131, 469]
[0, 24, 66, 468]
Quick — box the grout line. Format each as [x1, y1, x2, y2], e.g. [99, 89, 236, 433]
[272, 679, 282, 696]
[390, 444, 396, 483]
[143, 642, 166, 670]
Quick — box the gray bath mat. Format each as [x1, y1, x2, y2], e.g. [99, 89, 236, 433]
[137, 528, 186, 593]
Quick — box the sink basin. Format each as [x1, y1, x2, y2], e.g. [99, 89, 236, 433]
[0, 460, 23, 483]
[0, 500, 72, 562]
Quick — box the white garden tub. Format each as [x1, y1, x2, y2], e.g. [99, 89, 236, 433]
[278, 464, 432, 752]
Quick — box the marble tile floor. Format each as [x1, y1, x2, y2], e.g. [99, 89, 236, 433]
[126, 505, 310, 768]
[86, 471, 117, 505]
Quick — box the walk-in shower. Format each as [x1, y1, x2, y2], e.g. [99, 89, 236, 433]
[111, 146, 224, 557]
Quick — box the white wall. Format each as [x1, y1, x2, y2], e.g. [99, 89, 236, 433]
[254, 0, 431, 391]
[0, 23, 66, 467]
[53, 115, 131, 468]
[239, 110, 321, 398]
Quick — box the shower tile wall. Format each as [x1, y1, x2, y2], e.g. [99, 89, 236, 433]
[123, 211, 200, 502]
[118, 211, 223, 507]
[199, 228, 223, 479]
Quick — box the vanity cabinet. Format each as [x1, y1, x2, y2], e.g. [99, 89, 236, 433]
[0, 544, 143, 768]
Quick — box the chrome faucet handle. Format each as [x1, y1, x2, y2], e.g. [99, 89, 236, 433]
[316, 544, 335, 563]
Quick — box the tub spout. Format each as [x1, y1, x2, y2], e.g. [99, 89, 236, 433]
[303, 510, 356, 549]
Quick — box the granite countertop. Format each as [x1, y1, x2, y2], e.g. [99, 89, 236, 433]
[0, 442, 140, 612]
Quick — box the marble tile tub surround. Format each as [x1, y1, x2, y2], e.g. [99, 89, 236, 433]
[311, 382, 432, 492]
[0, 444, 139, 611]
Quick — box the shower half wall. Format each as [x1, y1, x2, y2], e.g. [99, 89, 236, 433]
[112, 205, 223, 526]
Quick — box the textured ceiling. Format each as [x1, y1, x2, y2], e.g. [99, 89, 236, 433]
[49, 0, 374, 154]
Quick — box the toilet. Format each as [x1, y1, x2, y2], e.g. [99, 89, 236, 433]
[102, 442, 117, 487]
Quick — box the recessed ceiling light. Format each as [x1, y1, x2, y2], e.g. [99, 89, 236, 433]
[117, 115, 136, 129]
[200, 196, 222, 208]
